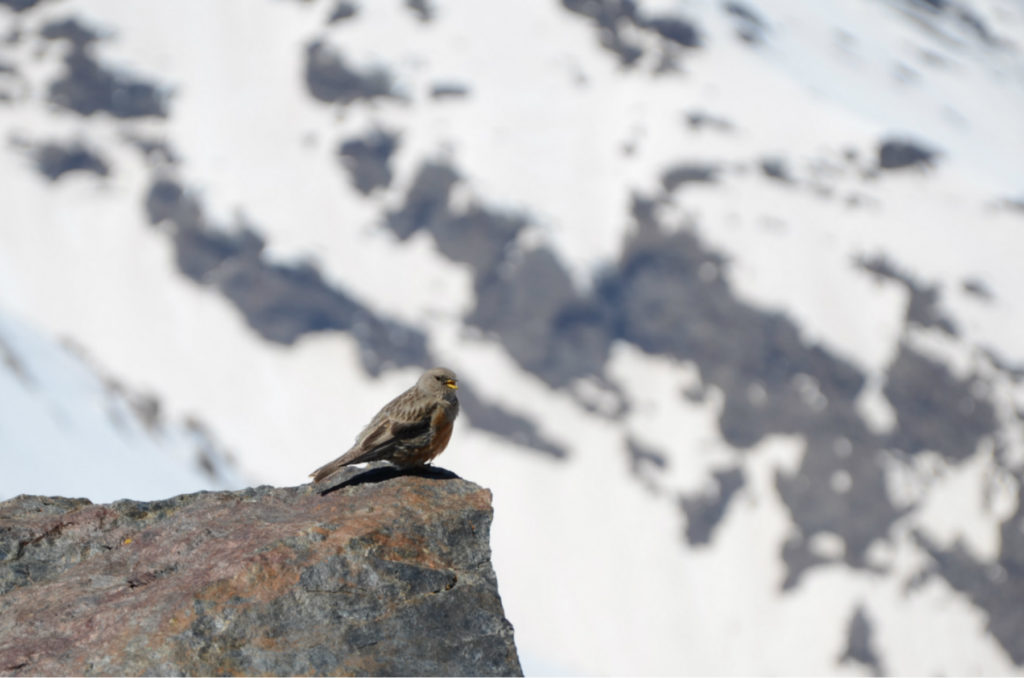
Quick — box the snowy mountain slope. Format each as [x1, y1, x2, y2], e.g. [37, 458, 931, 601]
[0, 308, 246, 502]
[1, 0, 1023, 674]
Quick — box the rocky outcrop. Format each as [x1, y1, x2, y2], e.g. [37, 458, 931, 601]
[0, 469, 522, 676]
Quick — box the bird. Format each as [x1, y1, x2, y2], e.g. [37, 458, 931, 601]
[310, 367, 460, 483]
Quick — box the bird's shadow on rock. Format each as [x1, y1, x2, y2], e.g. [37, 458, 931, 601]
[317, 463, 460, 496]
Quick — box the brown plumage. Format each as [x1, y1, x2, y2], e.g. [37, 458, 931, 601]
[310, 367, 460, 483]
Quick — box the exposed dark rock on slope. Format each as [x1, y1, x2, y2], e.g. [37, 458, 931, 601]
[143, 175, 566, 458]
[305, 40, 396, 105]
[338, 129, 399, 195]
[143, 177, 429, 372]
[40, 17, 167, 118]
[561, 0, 702, 66]
[839, 605, 886, 675]
[857, 254, 958, 335]
[0, 474, 521, 677]
[877, 138, 937, 170]
[31, 140, 109, 181]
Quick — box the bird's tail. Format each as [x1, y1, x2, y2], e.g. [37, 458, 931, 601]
[310, 456, 349, 483]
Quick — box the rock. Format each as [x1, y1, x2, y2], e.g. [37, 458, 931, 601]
[0, 470, 522, 676]
[31, 140, 110, 181]
[877, 139, 937, 170]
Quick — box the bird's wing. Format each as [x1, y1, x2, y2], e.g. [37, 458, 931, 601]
[352, 406, 433, 460]
[309, 388, 436, 482]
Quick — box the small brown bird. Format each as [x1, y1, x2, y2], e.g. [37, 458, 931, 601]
[310, 367, 460, 483]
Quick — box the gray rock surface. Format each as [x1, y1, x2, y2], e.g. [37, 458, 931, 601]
[0, 472, 522, 676]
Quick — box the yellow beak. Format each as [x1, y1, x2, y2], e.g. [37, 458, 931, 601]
[445, 379, 458, 390]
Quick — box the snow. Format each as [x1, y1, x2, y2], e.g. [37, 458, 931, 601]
[909, 441, 1014, 562]
[869, 529, 1019, 676]
[0, 308, 247, 503]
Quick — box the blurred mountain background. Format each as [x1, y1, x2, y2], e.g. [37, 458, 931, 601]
[1, 0, 1023, 674]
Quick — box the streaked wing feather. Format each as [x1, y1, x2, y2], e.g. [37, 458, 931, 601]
[310, 386, 439, 482]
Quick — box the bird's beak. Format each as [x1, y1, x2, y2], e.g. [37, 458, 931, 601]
[445, 379, 458, 390]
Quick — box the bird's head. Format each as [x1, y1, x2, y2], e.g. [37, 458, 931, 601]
[420, 367, 458, 395]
